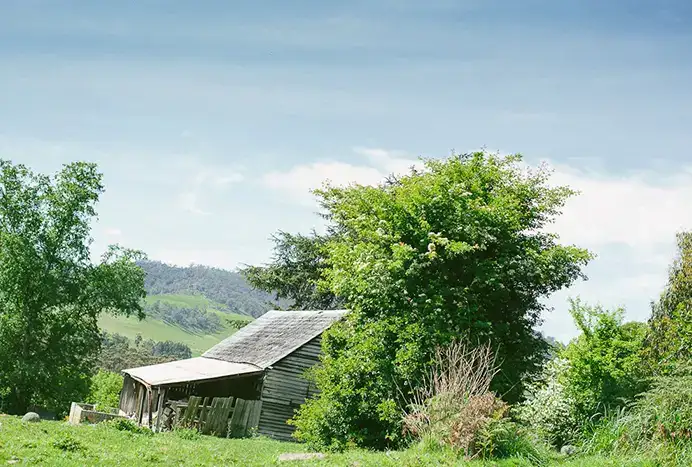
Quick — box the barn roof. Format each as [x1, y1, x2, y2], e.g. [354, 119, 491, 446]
[203, 310, 347, 369]
[122, 310, 348, 387]
[123, 357, 262, 387]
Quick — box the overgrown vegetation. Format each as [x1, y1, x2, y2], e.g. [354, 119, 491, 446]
[264, 152, 593, 450]
[87, 370, 124, 410]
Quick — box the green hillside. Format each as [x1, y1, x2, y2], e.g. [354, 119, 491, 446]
[98, 294, 253, 356]
[97, 261, 268, 355]
[138, 260, 281, 318]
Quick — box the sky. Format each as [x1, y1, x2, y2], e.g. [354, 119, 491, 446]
[1, 0, 692, 341]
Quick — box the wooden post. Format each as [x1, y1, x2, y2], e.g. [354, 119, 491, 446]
[147, 387, 154, 430]
[137, 385, 145, 425]
[155, 388, 167, 433]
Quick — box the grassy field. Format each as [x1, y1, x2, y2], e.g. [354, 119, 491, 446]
[98, 294, 253, 356]
[0, 416, 659, 466]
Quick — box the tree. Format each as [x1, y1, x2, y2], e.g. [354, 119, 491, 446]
[242, 231, 343, 310]
[645, 231, 692, 372]
[561, 298, 648, 422]
[0, 160, 146, 415]
[258, 151, 592, 450]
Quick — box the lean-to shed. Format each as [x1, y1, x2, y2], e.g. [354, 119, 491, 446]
[119, 309, 347, 440]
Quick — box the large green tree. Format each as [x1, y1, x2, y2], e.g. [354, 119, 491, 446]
[645, 231, 692, 372]
[0, 161, 146, 415]
[249, 152, 592, 449]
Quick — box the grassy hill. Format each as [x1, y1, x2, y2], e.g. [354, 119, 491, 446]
[97, 260, 274, 355]
[138, 260, 280, 318]
[98, 294, 252, 356]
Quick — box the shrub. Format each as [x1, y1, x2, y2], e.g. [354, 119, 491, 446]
[402, 342, 519, 458]
[477, 419, 550, 465]
[515, 357, 580, 448]
[108, 418, 152, 436]
[52, 434, 86, 453]
[634, 367, 692, 443]
[578, 367, 692, 465]
[175, 427, 201, 440]
[88, 370, 123, 410]
[561, 299, 648, 422]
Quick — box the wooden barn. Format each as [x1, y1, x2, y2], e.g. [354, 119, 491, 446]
[119, 310, 346, 440]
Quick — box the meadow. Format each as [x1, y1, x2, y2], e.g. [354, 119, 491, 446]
[0, 416, 660, 467]
[98, 294, 252, 356]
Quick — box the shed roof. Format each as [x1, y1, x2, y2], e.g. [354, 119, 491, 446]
[123, 357, 262, 387]
[203, 310, 347, 369]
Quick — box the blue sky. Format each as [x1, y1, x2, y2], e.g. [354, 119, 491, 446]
[1, 0, 691, 341]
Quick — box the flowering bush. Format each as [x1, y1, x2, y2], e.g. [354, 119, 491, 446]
[515, 357, 580, 448]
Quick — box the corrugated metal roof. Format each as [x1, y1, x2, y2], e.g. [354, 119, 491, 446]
[123, 357, 262, 387]
[203, 310, 347, 369]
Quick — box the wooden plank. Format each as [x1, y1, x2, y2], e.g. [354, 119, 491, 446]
[199, 397, 210, 432]
[228, 399, 246, 438]
[147, 388, 154, 429]
[155, 388, 166, 432]
[247, 400, 262, 434]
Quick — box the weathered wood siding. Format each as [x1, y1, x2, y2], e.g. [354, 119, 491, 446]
[119, 375, 138, 415]
[258, 336, 321, 441]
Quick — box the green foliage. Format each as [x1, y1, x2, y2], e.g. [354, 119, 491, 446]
[578, 370, 692, 466]
[139, 260, 282, 317]
[0, 160, 146, 415]
[52, 434, 86, 453]
[633, 366, 692, 443]
[289, 152, 592, 450]
[646, 232, 692, 372]
[88, 370, 123, 410]
[562, 299, 649, 422]
[108, 418, 153, 436]
[476, 419, 550, 465]
[242, 231, 343, 310]
[515, 357, 580, 448]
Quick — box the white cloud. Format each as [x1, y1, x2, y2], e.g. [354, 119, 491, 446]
[261, 147, 420, 204]
[547, 163, 692, 249]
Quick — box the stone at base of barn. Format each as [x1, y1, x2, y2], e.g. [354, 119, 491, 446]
[21, 412, 40, 423]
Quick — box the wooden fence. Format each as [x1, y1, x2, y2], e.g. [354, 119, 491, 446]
[173, 396, 262, 438]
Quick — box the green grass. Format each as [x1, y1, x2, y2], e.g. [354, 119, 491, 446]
[0, 416, 664, 466]
[98, 294, 253, 356]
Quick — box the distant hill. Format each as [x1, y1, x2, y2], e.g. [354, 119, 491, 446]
[98, 294, 253, 356]
[138, 260, 278, 318]
[97, 261, 278, 355]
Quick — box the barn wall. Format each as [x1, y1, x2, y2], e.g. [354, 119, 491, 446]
[119, 375, 139, 415]
[258, 336, 322, 441]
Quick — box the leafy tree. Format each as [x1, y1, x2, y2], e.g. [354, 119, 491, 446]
[242, 231, 343, 310]
[561, 298, 648, 422]
[271, 151, 592, 450]
[88, 370, 124, 410]
[0, 161, 146, 415]
[645, 231, 692, 371]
